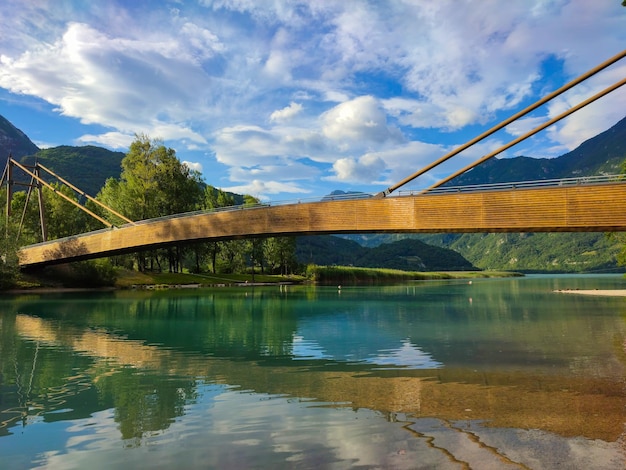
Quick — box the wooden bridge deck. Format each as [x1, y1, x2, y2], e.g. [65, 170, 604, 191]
[18, 182, 626, 267]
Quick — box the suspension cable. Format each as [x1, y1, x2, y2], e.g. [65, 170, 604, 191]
[375, 48, 626, 197]
[422, 77, 626, 193]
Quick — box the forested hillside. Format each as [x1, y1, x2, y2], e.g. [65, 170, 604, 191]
[296, 235, 475, 271]
[446, 115, 626, 185]
[342, 116, 626, 273]
[20, 146, 125, 197]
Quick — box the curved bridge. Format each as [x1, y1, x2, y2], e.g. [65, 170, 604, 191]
[10, 50, 626, 268]
[18, 177, 626, 267]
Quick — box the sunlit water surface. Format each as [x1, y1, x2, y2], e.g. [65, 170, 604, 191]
[1, 275, 626, 469]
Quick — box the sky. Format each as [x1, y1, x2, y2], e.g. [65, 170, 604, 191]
[0, 0, 625, 202]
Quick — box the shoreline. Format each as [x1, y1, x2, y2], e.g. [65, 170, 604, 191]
[554, 289, 626, 297]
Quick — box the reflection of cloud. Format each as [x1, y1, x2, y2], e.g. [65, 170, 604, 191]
[292, 334, 331, 360]
[292, 332, 441, 370]
[32, 386, 625, 469]
[364, 339, 442, 369]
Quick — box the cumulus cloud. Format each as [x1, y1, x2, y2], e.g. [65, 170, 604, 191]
[183, 161, 203, 173]
[270, 102, 303, 123]
[0, 21, 215, 147]
[0, 0, 624, 200]
[328, 154, 387, 183]
[543, 67, 626, 152]
[321, 96, 403, 145]
[77, 132, 135, 149]
[223, 179, 311, 199]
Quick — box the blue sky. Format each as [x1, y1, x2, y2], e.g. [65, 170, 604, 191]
[1, 0, 625, 201]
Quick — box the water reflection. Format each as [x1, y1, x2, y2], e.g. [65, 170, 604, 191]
[1, 277, 626, 468]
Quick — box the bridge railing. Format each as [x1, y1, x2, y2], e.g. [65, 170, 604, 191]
[398, 174, 625, 196]
[21, 174, 626, 248]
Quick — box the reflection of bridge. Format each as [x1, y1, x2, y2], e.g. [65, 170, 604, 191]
[11, 308, 626, 442]
[8, 49, 626, 267]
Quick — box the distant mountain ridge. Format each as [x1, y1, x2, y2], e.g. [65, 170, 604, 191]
[19, 146, 125, 197]
[0, 115, 39, 163]
[296, 235, 475, 271]
[447, 115, 626, 186]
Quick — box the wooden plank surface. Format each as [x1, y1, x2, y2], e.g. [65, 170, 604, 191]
[18, 183, 626, 267]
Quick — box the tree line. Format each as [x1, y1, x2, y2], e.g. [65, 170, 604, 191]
[0, 135, 298, 285]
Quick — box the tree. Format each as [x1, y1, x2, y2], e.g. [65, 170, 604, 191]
[264, 237, 297, 275]
[199, 186, 236, 273]
[98, 134, 203, 223]
[97, 135, 204, 271]
[611, 157, 626, 268]
[43, 183, 100, 239]
[0, 229, 20, 289]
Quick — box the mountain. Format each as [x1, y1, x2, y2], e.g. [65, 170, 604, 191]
[0, 115, 39, 164]
[342, 115, 626, 273]
[0, 114, 125, 197]
[446, 115, 626, 186]
[296, 235, 475, 271]
[19, 146, 125, 197]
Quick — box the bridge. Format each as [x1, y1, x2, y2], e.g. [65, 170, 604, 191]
[6, 49, 626, 268]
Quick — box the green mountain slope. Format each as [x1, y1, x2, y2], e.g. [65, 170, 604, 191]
[447, 115, 626, 185]
[296, 235, 475, 271]
[342, 115, 626, 272]
[418, 232, 621, 273]
[19, 146, 125, 197]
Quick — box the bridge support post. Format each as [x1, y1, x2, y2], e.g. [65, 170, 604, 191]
[35, 166, 47, 242]
[2, 158, 13, 238]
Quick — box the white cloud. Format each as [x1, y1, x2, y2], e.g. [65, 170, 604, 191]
[328, 153, 387, 184]
[505, 117, 547, 138]
[0, 21, 214, 147]
[77, 132, 134, 149]
[270, 102, 303, 123]
[183, 161, 203, 173]
[543, 67, 626, 151]
[223, 179, 311, 199]
[0, 0, 624, 199]
[321, 96, 403, 145]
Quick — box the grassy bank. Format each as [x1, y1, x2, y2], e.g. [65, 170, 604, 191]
[113, 269, 305, 288]
[6, 265, 521, 292]
[306, 265, 522, 285]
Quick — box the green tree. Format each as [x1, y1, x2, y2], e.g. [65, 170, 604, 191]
[611, 157, 626, 268]
[98, 134, 203, 223]
[97, 135, 204, 271]
[42, 183, 101, 239]
[200, 186, 236, 273]
[264, 237, 297, 275]
[0, 231, 20, 289]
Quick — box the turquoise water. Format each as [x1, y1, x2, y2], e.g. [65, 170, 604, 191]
[1, 275, 625, 469]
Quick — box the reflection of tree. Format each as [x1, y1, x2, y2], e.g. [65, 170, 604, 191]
[0, 313, 98, 436]
[4, 290, 301, 444]
[93, 367, 195, 445]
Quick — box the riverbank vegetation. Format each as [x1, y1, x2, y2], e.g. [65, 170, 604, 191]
[4, 264, 522, 292]
[306, 265, 523, 285]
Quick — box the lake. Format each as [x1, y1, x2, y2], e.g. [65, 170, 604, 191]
[1, 275, 625, 469]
